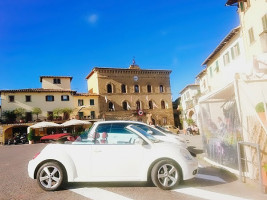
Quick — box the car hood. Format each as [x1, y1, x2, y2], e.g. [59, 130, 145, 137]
[154, 134, 187, 148]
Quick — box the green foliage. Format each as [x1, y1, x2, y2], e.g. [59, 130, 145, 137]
[53, 108, 63, 118]
[52, 108, 73, 120]
[2, 110, 16, 123]
[263, 163, 267, 172]
[14, 108, 26, 119]
[32, 107, 42, 119]
[27, 129, 35, 141]
[255, 102, 266, 113]
[62, 108, 73, 120]
[186, 118, 195, 126]
[62, 108, 73, 114]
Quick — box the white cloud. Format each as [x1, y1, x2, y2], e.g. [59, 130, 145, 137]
[87, 14, 98, 24]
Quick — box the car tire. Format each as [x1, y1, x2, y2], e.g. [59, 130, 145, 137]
[37, 161, 64, 191]
[151, 159, 181, 190]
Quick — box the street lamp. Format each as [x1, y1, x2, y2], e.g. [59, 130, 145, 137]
[76, 106, 86, 119]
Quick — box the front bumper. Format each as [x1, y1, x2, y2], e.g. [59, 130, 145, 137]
[182, 158, 198, 180]
[28, 159, 37, 179]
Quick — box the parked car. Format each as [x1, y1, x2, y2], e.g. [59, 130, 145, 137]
[162, 125, 180, 134]
[28, 123, 198, 191]
[89, 121, 188, 149]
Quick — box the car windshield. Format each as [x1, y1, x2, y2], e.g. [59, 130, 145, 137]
[127, 125, 160, 143]
[132, 124, 165, 136]
[155, 125, 175, 135]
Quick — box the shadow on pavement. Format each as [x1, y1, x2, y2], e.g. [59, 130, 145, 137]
[182, 166, 238, 189]
[64, 165, 238, 191]
[65, 181, 153, 190]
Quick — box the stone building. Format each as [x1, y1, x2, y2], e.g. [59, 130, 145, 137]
[86, 63, 174, 125]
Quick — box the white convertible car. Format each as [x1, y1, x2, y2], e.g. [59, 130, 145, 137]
[28, 123, 198, 191]
[109, 121, 188, 149]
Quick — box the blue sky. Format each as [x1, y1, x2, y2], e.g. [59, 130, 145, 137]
[0, 0, 239, 100]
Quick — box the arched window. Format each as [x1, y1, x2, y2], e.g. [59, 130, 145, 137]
[134, 85, 139, 93]
[121, 84, 126, 93]
[147, 85, 152, 93]
[122, 101, 128, 110]
[107, 84, 112, 93]
[108, 102, 114, 111]
[148, 100, 153, 109]
[136, 101, 141, 110]
[159, 85, 164, 93]
[161, 100, 166, 109]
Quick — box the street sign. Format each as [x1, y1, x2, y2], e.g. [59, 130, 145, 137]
[138, 110, 144, 116]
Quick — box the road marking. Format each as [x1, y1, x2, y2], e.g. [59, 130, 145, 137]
[196, 173, 226, 183]
[173, 188, 252, 200]
[70, 187, 133, 200]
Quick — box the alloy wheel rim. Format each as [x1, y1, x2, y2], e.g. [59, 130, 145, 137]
[157, 164, 178, 187]
[39, 166, 61, 189]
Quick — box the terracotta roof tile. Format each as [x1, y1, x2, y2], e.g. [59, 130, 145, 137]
[0, 88, 76, 93]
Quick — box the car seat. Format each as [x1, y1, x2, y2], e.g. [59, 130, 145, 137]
[92, 132, 100, 143]
[100, 132, 108, 144]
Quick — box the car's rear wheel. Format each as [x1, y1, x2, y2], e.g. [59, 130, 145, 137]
[37, 161, 64, 191]
[151, 159, 181, 190]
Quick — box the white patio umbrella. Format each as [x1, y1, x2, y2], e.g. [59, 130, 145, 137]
[30, 121, 62, 129]
[62, 119, 91, 134]
[62, 119, 91, 127]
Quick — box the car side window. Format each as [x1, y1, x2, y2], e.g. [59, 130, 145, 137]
[94, 123, 139, 145]
[135, 124, 164, 136]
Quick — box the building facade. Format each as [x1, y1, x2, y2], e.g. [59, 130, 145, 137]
[200, 26, 247, 92]
[0, 76, 100, 122]
[192, 0, 267, 184]
[86, 64, 174, 125]
[179, 84, 200, 129]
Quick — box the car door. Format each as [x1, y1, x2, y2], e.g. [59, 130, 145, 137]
[67, 138, 94, 181]
[90, 123, 145, 181]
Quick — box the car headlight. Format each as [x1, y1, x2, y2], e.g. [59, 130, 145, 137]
[180, 148, 193, 160]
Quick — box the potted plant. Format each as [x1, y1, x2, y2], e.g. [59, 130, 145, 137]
[62, 108, 73, 120]
[255, 102, 267, 125]
[14, 108, 26, 123]
[27, 129, 35, 144]
[32, 107, 42, 121]
[53, 108, 63, 120]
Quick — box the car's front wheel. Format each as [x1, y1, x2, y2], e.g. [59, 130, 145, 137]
[151, 159, 181, 190]
[36, 161, 64, 191]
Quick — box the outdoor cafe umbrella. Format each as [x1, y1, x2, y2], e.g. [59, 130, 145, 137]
[62, 119, 91, 134]
[30, 121, 62, 129]
[28, 121, 62, 134]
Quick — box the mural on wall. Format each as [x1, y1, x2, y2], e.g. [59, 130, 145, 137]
[199, 99, 243, 170]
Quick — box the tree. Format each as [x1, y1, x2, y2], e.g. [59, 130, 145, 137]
[2, 110, 16, 123]
[62, 108, 73, 120]
[14, 108, 26, 121]
[32, 107, 42, 120]
[53, 108, 62, 120]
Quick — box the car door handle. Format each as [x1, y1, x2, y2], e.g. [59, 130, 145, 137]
[94, 149, 102, 153]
